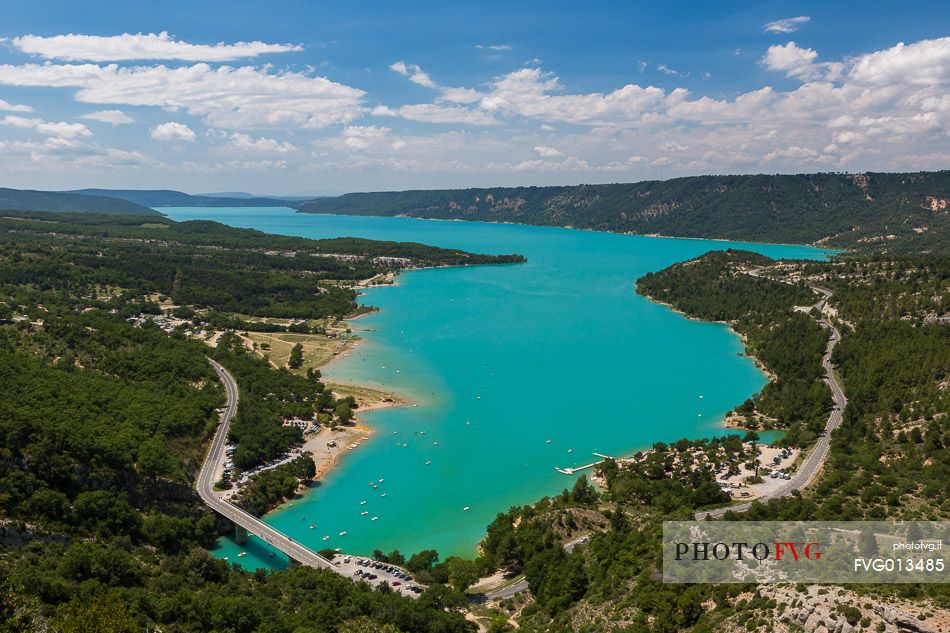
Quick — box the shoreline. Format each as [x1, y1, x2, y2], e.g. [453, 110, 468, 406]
[292, 209, 845, 252]
[641, 291, 778, 433]
[271, 285, 413, 510]
[645, 294, 777, 384]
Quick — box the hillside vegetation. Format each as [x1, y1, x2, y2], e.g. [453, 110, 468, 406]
[0, 211, 524, 320]
[298, 170, 950, 252]
[0, 187, 158, 216]
[69, 188, 297, 208]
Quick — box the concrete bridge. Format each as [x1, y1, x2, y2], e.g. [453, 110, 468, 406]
[197, 359, 336, 570]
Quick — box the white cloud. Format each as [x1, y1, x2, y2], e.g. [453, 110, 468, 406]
[12, 32, 302, 62]
[389, 60, 436, 88]
[498, 156, 592, 172]
[761, 42, 842, 81]
[340, 125, 391, 150]
[763, 145, 820, 161]
[229, 132, 296, 153]
[0, 99, 32, 112]
[0, 136, 156, 172]
[0, 31, 946, 184]
[81, 109, 134, 125]
[764, 16, 810, 34]
[394, 103, 497, 125]
[388, 61, 484, 110]
[657, 64, 688, 77]
[477, 67, 667, 125]
[150, 121, 195, 142]
[439, 86, 481, 104]
[534, 145, 562, 157]
[0, 62, 366, 129]
[1, 115, 91, 138]
[762, 41, 818, 76]
[181, 159, 289, 173]
[849, 37, 950, 86]
[476, 44, 513, 51]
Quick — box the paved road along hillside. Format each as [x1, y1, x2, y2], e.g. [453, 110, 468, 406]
[197, 360, 421, 597]
[695, 284, 846, 519]
[197, 360, 340, 569]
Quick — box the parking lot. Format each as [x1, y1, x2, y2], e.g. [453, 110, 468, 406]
[333, 556, 424, 598]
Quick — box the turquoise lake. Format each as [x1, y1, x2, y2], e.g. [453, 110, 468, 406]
[160, 207, 831, 569]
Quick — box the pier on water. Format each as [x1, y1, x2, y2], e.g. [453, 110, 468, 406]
[555, 453, 613, 475]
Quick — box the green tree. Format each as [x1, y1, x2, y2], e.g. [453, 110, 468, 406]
[288, 343, 304, 369]
[444, 556, 480, 591]
[334, 401, 354, 425]
[55, 594, 138, 633]
[407, 549, 440, 573]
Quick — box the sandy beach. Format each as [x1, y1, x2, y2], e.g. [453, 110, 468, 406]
[302, 387, 406, 479]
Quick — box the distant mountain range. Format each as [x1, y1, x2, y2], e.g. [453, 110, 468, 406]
[297, 171, 950, 252]
[0, 188, 160, 216]
[3, 171, 948, 252]
[196, 191, 317, 201]
[68, 188, 302, 208]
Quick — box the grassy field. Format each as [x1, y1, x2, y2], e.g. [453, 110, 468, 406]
[240, 330, 357, 372]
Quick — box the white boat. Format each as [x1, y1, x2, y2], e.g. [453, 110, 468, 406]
[371, 516, 378, 521]
[339, 531, 347, 536]
[463, 506, 470, 511]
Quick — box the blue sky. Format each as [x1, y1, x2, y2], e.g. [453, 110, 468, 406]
[0, 0, 947, 194]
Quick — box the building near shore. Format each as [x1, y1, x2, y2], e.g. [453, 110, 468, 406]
[282, 417, 316, 431]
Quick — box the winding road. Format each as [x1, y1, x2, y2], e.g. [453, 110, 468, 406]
[197, 360, 339, 570]
[198, 360, 421, 597]
[695, 284, 846, 519]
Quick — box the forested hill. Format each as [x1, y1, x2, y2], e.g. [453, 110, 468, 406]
[298, 170, 950, 252]
[70, 188, 300, 208]
[0, 211, 524, 320]
[0, 187, 159, 216]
